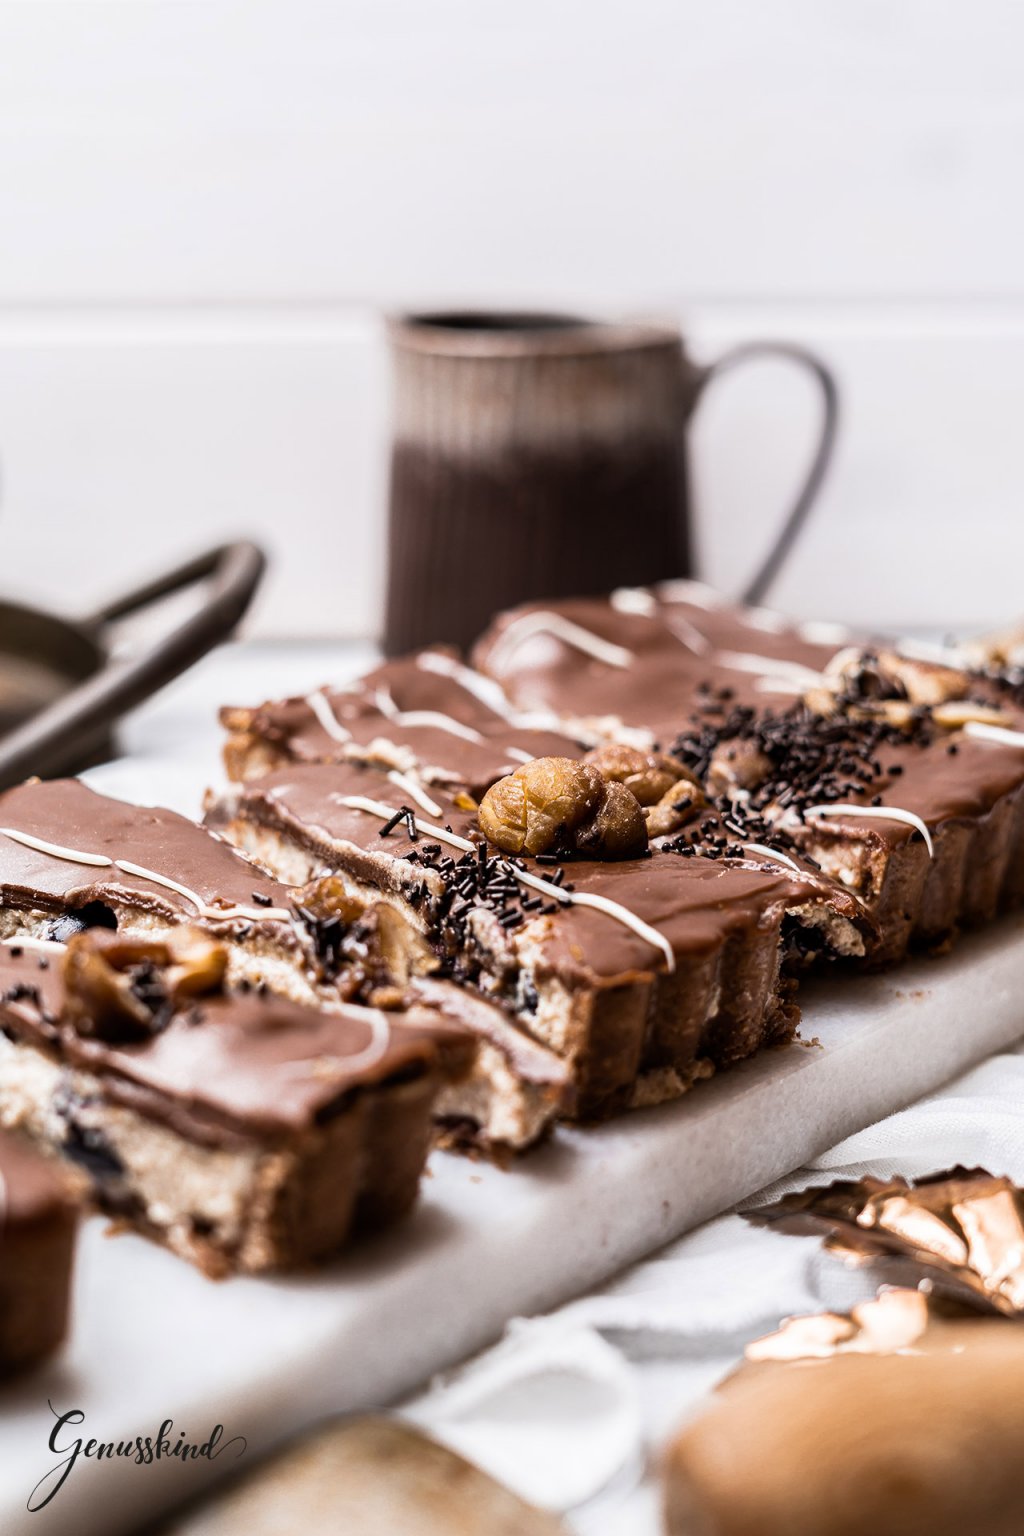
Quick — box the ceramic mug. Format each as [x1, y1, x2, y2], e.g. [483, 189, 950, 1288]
[383, 311, 837, 655]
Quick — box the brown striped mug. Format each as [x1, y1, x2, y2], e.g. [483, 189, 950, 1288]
[383, 311, 837, 655]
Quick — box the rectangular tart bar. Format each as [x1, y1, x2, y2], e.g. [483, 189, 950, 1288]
[221, 648, 579, 798]
[0, 938, 474, 1276]
[471, 587, 1024, 964]
[0, 777, 324, 1000]
[208, 761, 870, 1119]
[0, 1128, 79, 1374]
[471, 585, 852, 746]
[0, 779, 570, 1154]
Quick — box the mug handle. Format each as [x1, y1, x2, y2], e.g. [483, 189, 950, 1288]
[690, 341, 839, 606]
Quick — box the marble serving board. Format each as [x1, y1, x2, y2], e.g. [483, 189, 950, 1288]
[3, 644, 1024, 1535]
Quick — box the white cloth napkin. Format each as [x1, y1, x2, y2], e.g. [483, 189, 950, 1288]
[405, 1043, 1024, 1528]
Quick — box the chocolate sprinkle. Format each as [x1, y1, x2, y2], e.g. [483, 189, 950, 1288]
[669, 701, 936, 856]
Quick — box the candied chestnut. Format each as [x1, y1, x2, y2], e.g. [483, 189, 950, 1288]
[582, 743, 688, 806]
[824, 647, 967, 709]
[292, 876, 437, 990]
[479, 756, 648, 859]
[803, 687, 839, 719]
[575, 780, 648, 858]
[930, 700, 1011, 730]
[345, 904, 438, 989]
[707, 742, 773, 795]
[479, 757, 604, 856]
[62, 927, 227, 1042]
[877, 650, 967, 707]
[645, 777, 707, 837]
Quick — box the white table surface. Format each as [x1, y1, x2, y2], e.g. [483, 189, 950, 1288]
[3, 641, 1023, 1536]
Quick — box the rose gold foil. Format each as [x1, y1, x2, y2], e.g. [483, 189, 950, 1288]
[746, 1167, 1024, 1318]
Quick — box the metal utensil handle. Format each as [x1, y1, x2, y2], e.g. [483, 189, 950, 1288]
[691, 341, 839, 606]
[0, 540, 265, 789]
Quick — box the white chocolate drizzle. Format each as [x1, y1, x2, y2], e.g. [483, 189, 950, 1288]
[744, 607, 790, 635]
[373, 687, 485, 745]
[508, 865, 676, 973]
[263, 1011, 395, 1081]
[798, 620, 854, 646]
[336, 1008, 392, 1074]
[0, 828, 292, 923]
[336, 795, 476, 855]
[485, 611, 633, 674]
[416, 651, 564, 733]
[564, 714, 653, 753]
[613, 578, 731, 655]
[663, 613, 711, 656]
[334, 796, 676, 972]
[654, 579, 725, 609]
[0, 828, 111, 867]
[803, 803, 934, 858]
[823, 645, 868, 680]
[293, 1008, 393, 1077]
[416, 651, 520, 718]
[963, 721, 1024, 750]
[742, 843, 803, 873]
[717, 652, 829, 690]
[753, 677, 805, 696]
[386, 771, 443, 818]
[610, 586, 657, 616]
[305, 689, 353, 744]
[111, 860, 294, 923]
[894, 636, 968, 666]
[417, 648, 525, 718]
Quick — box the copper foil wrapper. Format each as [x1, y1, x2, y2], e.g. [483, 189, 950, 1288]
[746, 1167, 1024, 1318]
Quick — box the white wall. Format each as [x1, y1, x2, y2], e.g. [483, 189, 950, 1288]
[0, 1, 1021, 638]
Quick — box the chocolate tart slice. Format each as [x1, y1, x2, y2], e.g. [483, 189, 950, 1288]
[208, 761, 871, 1120]
[473, 589, 1024, 964]
[221, 648, 578, 799]
[0, 777, 324, 1000]
[670, 657, 1024, 966]
[0, 779, 568, 1156]
[0, 937, 474, 1277]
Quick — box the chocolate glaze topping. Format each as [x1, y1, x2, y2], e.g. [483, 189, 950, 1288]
[212, 586, 1024, 995]
[0, 779, 297, 932]
[406, 976, 573, 1091]
[516, 854, 866, 982]
[212, 760, 479, 911]
[472, 592, 849, 741]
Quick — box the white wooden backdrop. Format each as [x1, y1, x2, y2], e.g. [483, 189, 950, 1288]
[0, 1, 1021, 638]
